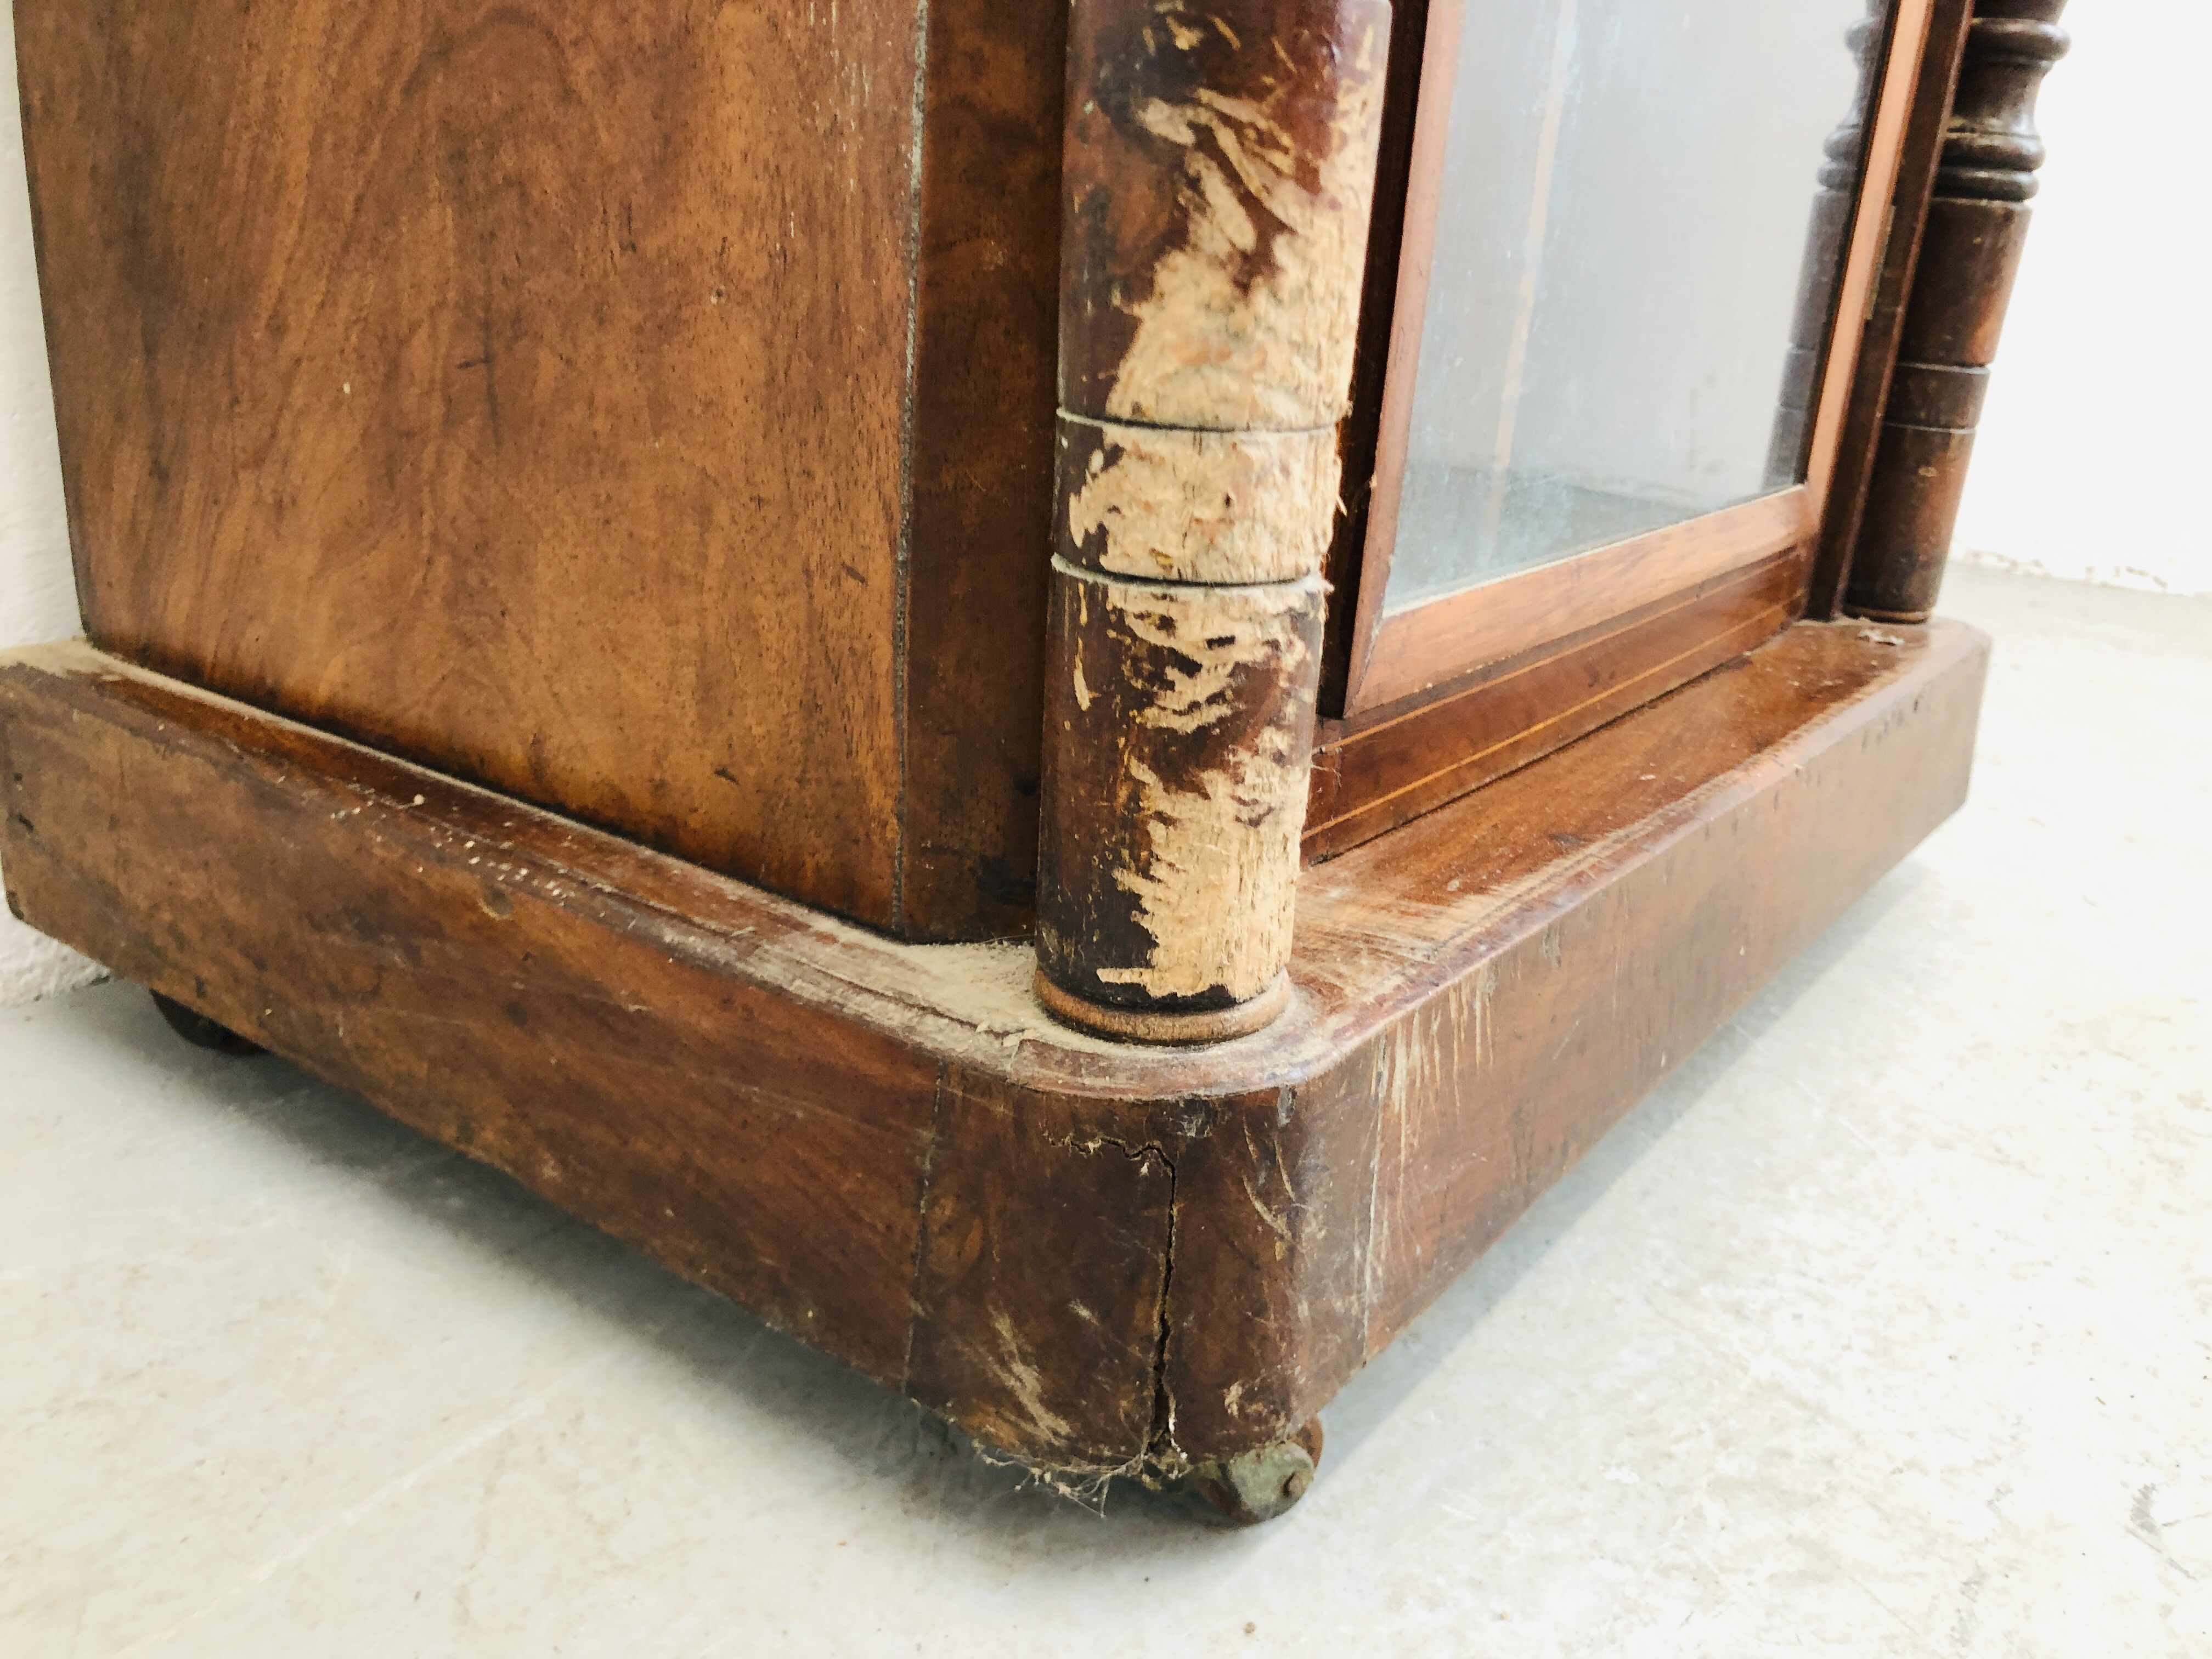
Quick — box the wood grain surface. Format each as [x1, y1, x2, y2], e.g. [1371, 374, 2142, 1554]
[1305, 546, 1811, 860]
[15, 0, 1064, 941]
[1806, 0, 1977, 618]
[1036, 562, 1327, 1017]
[1330, 0, 1931, 719]
[1848, 0, 2068, 621]
[2, 617, 1986, 1475]
[1801, 0, 1939, 520]
[1036, 0, 1388, 1031]
[1056, 0, 1392, 432]
[898, 0, 1066, 939]
[1317, 0, 1437, 712]
[1350, 489, 1814, 714]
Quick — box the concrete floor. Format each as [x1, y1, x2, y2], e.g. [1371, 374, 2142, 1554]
[3, 565, 2208, 1657]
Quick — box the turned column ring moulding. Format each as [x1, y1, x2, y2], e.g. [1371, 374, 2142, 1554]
[1037, 0, 1948, 1043]
[1034, 0, 1391, 1043]
[1847, 0, 2069, 620]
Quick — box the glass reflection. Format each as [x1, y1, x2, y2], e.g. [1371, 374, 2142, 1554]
[1381, 0, 1883, 613]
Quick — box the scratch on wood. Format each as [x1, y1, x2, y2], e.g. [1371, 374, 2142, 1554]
[898, 1063, 948, 1395]
[980, 1310, 1079, 1446]
[1061, 416, 1340, 584]
[1091, 574, 1323, 1004]
[1107, 16, 1387, 432]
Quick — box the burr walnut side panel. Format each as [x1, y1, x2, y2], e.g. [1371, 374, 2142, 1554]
[17, 0, 1066, 939]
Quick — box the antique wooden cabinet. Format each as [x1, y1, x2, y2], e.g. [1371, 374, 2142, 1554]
[1, 0, 2063, 1519]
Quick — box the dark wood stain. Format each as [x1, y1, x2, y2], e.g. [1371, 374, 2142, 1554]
[2, 617, 1986, 1472]
[1057, 0, 1389, 420]
[15, 0, 1065, 943]
[5, 0, 2012, 1494]
[1305, 548, 1812, 860]
[899, 0, 1066, 939]
[1319, 0, 1434, 714]
[1036, 0, 1389, 1031]
[905, 1065, 1178, 1471]
[1808, 0, 1979, 618]
[1847, 0, 2068, 620]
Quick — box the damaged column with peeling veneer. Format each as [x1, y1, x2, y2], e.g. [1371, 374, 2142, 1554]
[1034, 0, 1391, 1045]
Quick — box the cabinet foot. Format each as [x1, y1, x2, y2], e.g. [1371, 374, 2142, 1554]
[1188, 1418, 1324, 1526]
[149, 991, 263, 1057]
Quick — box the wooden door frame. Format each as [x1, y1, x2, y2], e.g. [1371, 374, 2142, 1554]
[1328, 0, 1937, 723]
[1303, 0, 1973, 861]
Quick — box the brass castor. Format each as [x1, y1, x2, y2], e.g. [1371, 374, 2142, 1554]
[1188, 1418, 1324, 1526]
[149, 990, 263, 1057]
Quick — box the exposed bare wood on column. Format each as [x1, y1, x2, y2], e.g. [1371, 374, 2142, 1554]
[1036, 0, 1390, 1042]
[1847, 0, 2068, 622]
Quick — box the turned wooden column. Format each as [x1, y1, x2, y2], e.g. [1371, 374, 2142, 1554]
[1034, 0, 1390, 1043]
[1768, 1, 1887, 486]
[1847, 0, 2068, 622]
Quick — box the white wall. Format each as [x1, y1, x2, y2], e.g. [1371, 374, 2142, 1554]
[1952, 2, 2212, 597]
[0, 8, 103, 1003]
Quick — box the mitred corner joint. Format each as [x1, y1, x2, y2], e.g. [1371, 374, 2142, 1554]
[1034, 0, 1392, 1044]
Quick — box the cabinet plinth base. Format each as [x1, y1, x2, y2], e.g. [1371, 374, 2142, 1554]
[0, 621, 1987, 1514]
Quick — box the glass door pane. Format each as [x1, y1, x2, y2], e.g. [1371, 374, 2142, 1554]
[1380, 0, 1881, 612]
